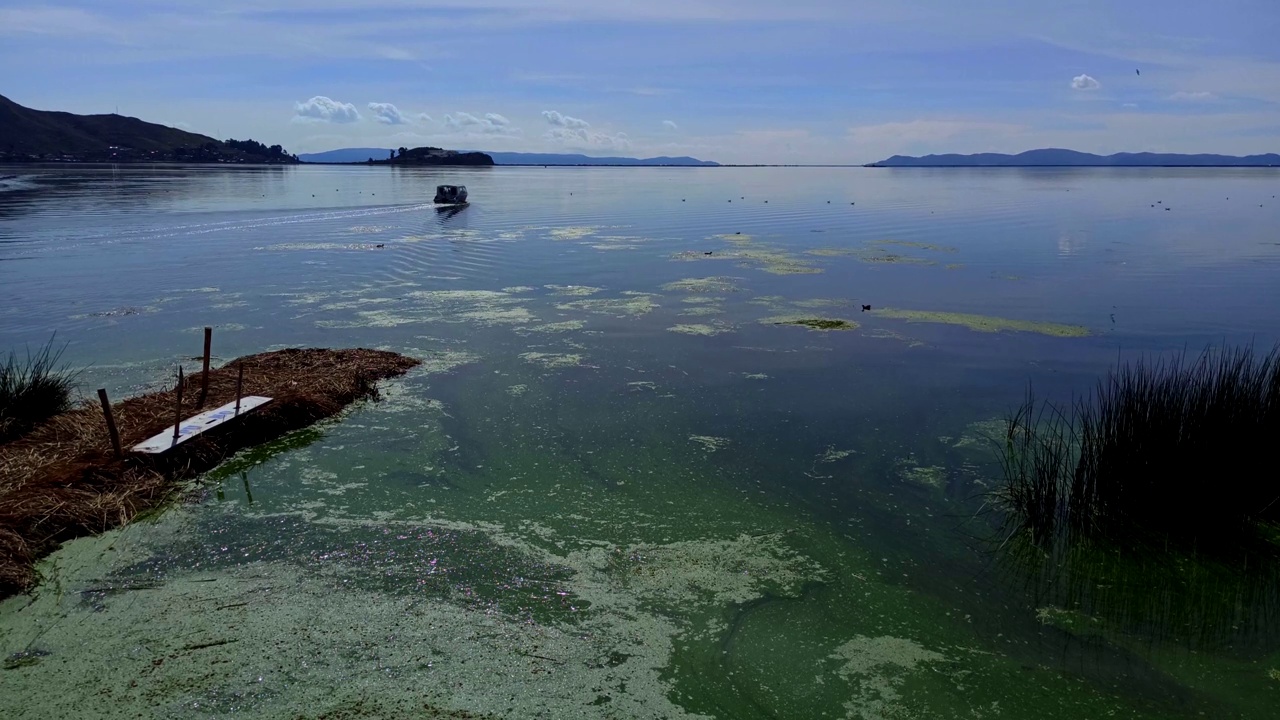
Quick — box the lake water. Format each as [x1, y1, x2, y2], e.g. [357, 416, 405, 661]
[1, 165, 1278, 718]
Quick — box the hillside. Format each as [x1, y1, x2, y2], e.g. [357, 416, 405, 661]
[0, 94, 297, 163]
[871, 149, 1280, 167]
[297, 148, 393, 163]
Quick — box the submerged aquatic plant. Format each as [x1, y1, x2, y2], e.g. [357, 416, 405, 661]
[996, 344, 1280, 549]
[0, 338, 77, 443]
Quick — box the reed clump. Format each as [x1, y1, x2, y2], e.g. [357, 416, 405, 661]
[0, 347, 419, 597]
[997, 344, 1280, 549]
[0, 338, 78, 443]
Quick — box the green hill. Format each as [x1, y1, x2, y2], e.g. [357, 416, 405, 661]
[0, 94, 297, 163]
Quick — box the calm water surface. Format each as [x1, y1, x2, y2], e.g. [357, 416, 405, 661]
[1, 165, 1278, 718]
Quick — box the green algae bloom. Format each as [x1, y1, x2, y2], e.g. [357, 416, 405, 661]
[873, 240, 958, 253]
[662, 277, 741, 294]
[667, 323, 734, 336]
[872, 309, 1090, 337]
[762, 316, 859, 331]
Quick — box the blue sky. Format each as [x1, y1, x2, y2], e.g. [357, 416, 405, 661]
[1, 0, 1278, 163]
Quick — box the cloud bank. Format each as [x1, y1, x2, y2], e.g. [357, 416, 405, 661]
[542, 110, 591, 129]
[294, 96, 361, 123]
[1070, 74, 1101, 91]
[367, 102, 408, 125]
[443, 111, 518, 135]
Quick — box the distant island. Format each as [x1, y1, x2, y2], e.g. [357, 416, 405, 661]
[0, 94, 298, 164]
[357, 147, 493, 166]
[482, 151, 719, 167]
[869, 149, 1280, 167]
[297, 148, 719, 166]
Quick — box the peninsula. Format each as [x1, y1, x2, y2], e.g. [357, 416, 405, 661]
[0, 94, 298, 164]
[869, 148, 1280, 167]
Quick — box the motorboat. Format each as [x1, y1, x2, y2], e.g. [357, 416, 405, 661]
[434, 184, 468, 205]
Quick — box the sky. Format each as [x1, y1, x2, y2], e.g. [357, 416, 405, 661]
[1, 0, 1278, 164]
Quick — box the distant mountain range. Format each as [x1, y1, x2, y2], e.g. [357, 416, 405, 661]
[298, 148, 719, 166]
[482, 151, 719, 166]
[870, 149, 1280, 167]
[0, 94, 296, 164]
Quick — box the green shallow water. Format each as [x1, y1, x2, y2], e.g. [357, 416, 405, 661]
[2, 165, 1279, 718]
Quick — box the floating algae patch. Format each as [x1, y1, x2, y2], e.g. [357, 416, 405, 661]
[682, 296, 723, 305]
[185, 323, 248, 333]
[830, 635, 948, 720]
[742, 373, 770, 380]
[506, 384, 529, 397]
[689, 435, 731, 452]
[593, 534, 827, 608]
[411, 349, 481, 375]
[864, 328, 926, 348]
[667, 323, 734, 337]
[850, 249, 937, 266]
[662, 277, 742, 294]
[319, 290, 536, 329]
[518, 320, 587, 334]
[679, 306, 725, 317]
[873, 240, 958, 253]
[520, 352, 586, 369]
[544, 284, 603, 297]
[872, 309, 1090, 337]
[950, 418, 1006, 450]
[1269, 668, 1280, 683]
[548, 226, 602, 241]
[806, 248, 861, 257]
[674, 246, 822, 275]
[556, 295, 659, 318]
[502, 285, 537, 293]
[761, 315, 859, 332]
[1035, 606, 1109, 640]
[793, 298, 856, 309]
[895, 458, 947, 491]
[817, 446, 857, 463]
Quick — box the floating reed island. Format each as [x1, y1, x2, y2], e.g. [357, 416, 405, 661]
[995, 344, 1280, 551]
[0, 347, 419, 597]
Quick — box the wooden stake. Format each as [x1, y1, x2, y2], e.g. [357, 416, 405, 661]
[197, 326, 212, 409]
[234, 362, 244, 414]
[97, 388, 122, 458]
[173, 367, 184, 441]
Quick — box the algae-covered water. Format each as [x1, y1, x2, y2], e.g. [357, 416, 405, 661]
[2, 165, 1279, 718]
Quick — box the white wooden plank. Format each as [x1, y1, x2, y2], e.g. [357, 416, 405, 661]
[132, 396, 273, 454]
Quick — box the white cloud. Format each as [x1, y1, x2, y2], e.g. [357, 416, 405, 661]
[367, 102, 407, 125]
[1168, 91, 1215, 101]
[416, 112, 433, 123]
[1071, 74, 1101, 91]
[1122, 103, 1139, 109]
[542, 110, 590, 129]
[443, 111, 519, 135]
[293, 96, 361, 123]
[545, 126, 632, 151]
[662, 120, 679, 130]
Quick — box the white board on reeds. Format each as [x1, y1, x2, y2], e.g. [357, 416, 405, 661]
[132, 396, 272, 454]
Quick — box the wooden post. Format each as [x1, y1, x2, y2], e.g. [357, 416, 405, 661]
[97, 389, 122, 458]
[234, 362, 244, 414]
[173, 367, 184, 442]
[197, 326, 212, 409]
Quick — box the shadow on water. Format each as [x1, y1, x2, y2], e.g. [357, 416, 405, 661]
[434, 204, 468, 221]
